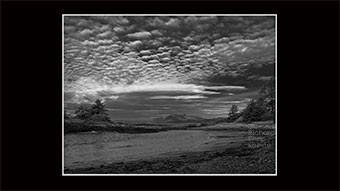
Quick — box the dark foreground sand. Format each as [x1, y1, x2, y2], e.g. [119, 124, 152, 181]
[65, 122, 275, 174]
[65, 141, 274, 174]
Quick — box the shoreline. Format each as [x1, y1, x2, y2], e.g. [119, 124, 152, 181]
[64, 136, 275, 174]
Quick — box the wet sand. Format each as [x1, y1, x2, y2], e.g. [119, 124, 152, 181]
[64, 121, 275, 174]
[64, 129, 248, 170]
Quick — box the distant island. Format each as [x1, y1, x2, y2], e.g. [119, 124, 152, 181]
[153, 114, 205, 123]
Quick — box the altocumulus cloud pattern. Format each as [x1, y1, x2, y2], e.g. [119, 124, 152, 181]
[64, 16, 275, 121]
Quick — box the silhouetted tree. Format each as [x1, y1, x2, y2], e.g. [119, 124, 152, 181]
[238, 76, 276, 123]
[242, 99, 267, 123]
[89, 99, 111, 122]
[75, 99, 111, 121]
[229, 105, 239, 117]
[259, 77, 275, 115]
[91, 99, 107, 114]
[75, 104, 92, 120]
[227, 104, 241, 122]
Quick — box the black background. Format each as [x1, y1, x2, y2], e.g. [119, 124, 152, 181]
[1, 0, 339, 190]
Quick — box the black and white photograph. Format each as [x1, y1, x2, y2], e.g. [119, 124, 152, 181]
[2, 0, 340, 189]
[63, 14, 277, 175]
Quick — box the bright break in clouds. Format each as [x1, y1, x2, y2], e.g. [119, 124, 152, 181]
[64, 15, 275, 121]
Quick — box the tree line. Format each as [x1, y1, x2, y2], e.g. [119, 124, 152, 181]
[227, 77, 275, 123]
[65, 77, 275, 124]
[64, 99, 111, 122]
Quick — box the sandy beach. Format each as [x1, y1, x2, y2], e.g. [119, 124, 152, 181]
[64, 122, 275, 174]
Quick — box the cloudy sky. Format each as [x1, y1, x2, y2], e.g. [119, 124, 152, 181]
[64, 15, 275, 121]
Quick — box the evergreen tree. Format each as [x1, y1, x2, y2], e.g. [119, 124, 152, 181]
[75, 104, 92, 119]
[228, 105, 239, 117]
[238, 77, 275, 123]
[227, 104, 241, 122]
[259, 77, 275, 115]
[75, 99, 111, 122]
[91, 99, 107, 115]
[242, 99, 266, 123]
[89, 99, 111, 122]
